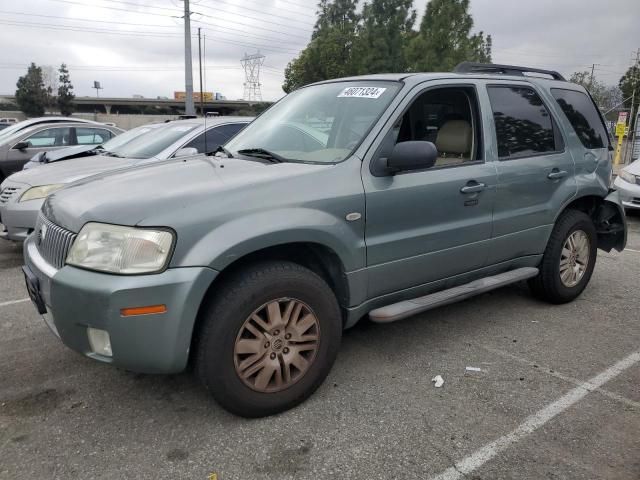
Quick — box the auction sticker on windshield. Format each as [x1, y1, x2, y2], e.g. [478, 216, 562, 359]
[338, 86, 387, 99]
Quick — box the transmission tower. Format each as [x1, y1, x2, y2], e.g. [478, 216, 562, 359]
[241, 52, 265, 101]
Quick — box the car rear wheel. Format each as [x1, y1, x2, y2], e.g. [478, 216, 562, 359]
[196, 261, 342, 417]
[529, 209, 597, 304]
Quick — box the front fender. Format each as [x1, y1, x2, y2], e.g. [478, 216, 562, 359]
[177, 207, 366, 272]
[596, 190, 627, 252]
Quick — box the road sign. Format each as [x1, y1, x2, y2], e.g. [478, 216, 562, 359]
[616, 122, 627, 137]
[617, 111, 628, 124]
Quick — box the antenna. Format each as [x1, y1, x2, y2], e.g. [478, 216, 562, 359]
[241, 52, 265, 101]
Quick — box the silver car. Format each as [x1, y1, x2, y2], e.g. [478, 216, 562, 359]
[0, 116, 108, 145]
[0, 117, 251, 241]
[0, 122, 123, 180]
[613, 160, 640, 209]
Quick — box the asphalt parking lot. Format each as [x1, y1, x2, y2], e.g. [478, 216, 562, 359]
[1, 215, 639, 480]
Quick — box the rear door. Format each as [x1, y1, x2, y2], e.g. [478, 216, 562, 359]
[483, 82, 577, 265]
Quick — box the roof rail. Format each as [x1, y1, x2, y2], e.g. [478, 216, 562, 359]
[453, 62, 566, 82]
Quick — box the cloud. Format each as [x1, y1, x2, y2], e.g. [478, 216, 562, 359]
[0, 0, 637, 101]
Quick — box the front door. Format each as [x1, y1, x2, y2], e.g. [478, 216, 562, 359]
[362, 83, 497, 299]
[6, 126, 73, 175]
[483, 83, 577, 265]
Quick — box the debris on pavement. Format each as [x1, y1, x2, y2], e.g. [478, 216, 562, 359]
[431, 375, 444, 388]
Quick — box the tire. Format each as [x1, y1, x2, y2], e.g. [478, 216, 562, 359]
[528, 209, 597, 304]
[196, 261, 342, 417]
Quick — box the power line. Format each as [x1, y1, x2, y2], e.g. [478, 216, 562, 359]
[46, 0, 177, 18]
[228, 0, 317, 19]
[0, 10, 181, 28]
[196, 0, 315, 26]
[192, 10, 311, 39]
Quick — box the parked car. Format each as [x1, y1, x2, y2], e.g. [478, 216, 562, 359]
[613, 161, 640, 209]
[0, 116, 109, 145]
[23, 123, 164, 170]
[1, 117, 250, 241]
[0, 117, 19, 124]
[0, 122, 123, 180]
[22, 63, 626, 418]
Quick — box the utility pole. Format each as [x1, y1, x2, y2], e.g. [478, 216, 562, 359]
[589, 64, 596, 87]
[183, 0, 195, 116]
[198, 27, 204, 117]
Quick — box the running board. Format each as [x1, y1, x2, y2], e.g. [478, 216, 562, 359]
[369, 267, 539, 323]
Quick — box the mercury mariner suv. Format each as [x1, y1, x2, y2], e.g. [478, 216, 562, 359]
[22, 63, 626, 417]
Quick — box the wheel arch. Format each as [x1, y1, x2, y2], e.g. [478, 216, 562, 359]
[555, 192, 626, 252]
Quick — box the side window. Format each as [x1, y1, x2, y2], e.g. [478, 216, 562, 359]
[75, 127, 112, 145]
[184, 124, 246, 154]
[378, 86, 482, 168]
[24, 127, 71, 148]
[551, 89, 607, 149]
[487, 86, 557, 159]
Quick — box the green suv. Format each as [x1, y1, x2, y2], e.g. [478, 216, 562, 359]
[22, 63, 626, 417]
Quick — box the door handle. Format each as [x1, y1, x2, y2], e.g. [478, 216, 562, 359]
[547, 169, 568, 180]
[460, 182, 486, 194]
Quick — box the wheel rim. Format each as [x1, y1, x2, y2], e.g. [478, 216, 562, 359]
[233, 298, 321, 393]
[559, 230, 590, 288]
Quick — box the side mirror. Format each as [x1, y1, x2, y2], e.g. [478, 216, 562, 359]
[174, 147, 199, 158]
[386, 141, 438, 174]
[13, 141, 29, 151]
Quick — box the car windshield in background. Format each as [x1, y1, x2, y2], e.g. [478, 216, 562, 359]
[101, 124, 161, 152]
[108, 123, 200, 159]
[225, 81, 401, 164]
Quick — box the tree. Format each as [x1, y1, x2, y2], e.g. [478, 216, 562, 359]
[15, 63, 48, 117]
[41, 65, 59, 109]
[569, 71, 622, 116]
[282, 0, 359, 93]
[619, 64, 640, 127]
[57, 63, 75, 116]
[405, 0, 491, 72]
[352, 0, 416, 75]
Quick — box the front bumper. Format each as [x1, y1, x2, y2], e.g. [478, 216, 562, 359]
[24, 236, 218, 373]
[0, 199, 42, 242]
[613, 175, 640, 209]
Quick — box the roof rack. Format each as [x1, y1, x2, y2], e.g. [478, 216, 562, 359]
[453, 62, 566, 82]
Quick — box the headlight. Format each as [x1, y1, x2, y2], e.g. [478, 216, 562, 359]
[20, 184, 65, 202]
[619, 170, 637, 185]
[66, 223, 175, 274]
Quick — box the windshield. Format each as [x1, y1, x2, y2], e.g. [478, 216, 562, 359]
[107, 122, 200, 159]
[225, 81, 401, 163]
[101, 124, 162, 152]
[0, 121, 30, 142]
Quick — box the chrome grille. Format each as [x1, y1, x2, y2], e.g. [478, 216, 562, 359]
[0, 186, 21, 204]
[35, 214, 77, 269]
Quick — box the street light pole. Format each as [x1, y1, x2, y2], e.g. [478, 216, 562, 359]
[198, 27, 204, 118]
[183, 0, 195, 116]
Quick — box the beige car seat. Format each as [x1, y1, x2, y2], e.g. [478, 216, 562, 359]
[435, 120, 472, 166]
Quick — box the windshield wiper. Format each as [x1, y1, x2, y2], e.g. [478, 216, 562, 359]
[212, 145, 233, 158]
[237, 148, 286, 163]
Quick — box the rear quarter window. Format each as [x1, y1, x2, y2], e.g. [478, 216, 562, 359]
[551, 88, 608, 149]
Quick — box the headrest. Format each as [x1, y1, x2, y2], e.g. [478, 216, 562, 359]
[436, 120, 472, 155]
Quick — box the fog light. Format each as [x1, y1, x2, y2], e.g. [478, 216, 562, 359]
[87, 327, 112, 357]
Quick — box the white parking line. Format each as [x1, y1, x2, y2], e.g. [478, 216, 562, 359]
[482, 346, 640, 409]
[0, 298, 30, 308]
[429, 350, 640, 480]
[625, 248, 640, 253]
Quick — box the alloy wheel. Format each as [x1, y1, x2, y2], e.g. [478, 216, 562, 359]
[559, 230, 590, 287]
[233, 298, 320, 393]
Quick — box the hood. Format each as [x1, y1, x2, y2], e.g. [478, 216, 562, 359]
[7, 155, 139, 187]
[43, 155, 328, 232]
[623, 158, 640, 176]
[44, 144, 100, 163]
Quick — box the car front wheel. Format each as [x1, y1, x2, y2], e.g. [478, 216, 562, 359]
[196, 261, 342, 417]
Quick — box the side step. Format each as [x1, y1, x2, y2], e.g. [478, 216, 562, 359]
[369, 267, 539, 323]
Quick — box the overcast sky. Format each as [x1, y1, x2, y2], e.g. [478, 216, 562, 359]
[0, 0, 637, 101]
